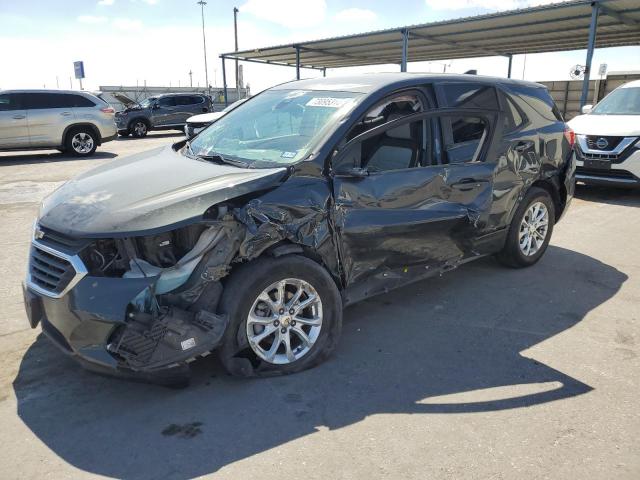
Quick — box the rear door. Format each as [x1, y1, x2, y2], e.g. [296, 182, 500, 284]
[331, 93, 499, 292]
[25, 93, 76, 147]
[175, 95, 209, 123]
[0, 93, 29, 148]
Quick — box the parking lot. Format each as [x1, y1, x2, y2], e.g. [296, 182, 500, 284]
[0, 133, 638, 479]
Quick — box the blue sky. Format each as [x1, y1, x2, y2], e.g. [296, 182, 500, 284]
[1, 0, 638, 92]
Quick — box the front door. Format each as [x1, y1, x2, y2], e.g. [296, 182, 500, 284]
[0, 93, 29, 148]
[331, 108, 498, 298]
[153, 96, 178, 126]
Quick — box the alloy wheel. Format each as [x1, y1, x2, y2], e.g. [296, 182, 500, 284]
[246, 278, 323, 365]
[134, 121, 147, 136]
[71, 132, 94, 154]
[518, 201, 549, 256]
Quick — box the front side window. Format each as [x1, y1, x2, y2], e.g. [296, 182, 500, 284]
[591, 87, 640, 115]
[346, 93, 423, 142]
[139, 97, 157, 108]
[157, 97, 176, 107]
[189, 89, 362, 166]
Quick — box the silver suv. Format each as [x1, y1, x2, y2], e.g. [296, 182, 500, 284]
[0, 90, 117, 156]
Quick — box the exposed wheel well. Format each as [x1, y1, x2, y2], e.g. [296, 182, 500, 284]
[63, 123, 101, 146]
[530, 178, 564, 222]
[264, 241, 344, 291]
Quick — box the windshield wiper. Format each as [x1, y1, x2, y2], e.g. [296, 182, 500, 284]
[197, 152, 251, 168]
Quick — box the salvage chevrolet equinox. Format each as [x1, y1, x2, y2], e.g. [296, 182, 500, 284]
[23, 74, 575, 385]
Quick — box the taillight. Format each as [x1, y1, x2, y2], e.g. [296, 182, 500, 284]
[100, 107, 115, 114]
[564, 125, 575, 147]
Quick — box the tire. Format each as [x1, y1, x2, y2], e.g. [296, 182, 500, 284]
[65, 127, 98, 157]
[129, 119, 149, 138]
[497, 186, 555, 268]
[218, 255, 342, 377]
[118, 130, 130, 137]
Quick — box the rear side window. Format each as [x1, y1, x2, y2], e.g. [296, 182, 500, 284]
[0, 94, 23, 111]
[441, 83, 499, 110]
[508, 85, 563, 122]
[25, 93, 67, 109]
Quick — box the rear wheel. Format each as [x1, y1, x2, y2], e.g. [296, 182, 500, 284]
[130, 119, 149, 138]
[65, 127, 97, 157]
[218, 255, 342, 377]
[497, 187, 555, 268]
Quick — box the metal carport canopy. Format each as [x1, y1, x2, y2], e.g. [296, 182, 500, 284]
[221, 0, 640, 71]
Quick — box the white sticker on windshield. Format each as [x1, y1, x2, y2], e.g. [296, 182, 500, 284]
[306, 97, 350, 108]
[281, 151, 297, 158]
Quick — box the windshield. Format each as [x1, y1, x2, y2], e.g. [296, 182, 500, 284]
[591, 87, 640, 115]
[189, 89, 362, 166]
[139, 97, 156, 108]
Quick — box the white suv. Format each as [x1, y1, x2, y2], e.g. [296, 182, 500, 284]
[0, 90, 117, 156]
[569, 80, 640, 188]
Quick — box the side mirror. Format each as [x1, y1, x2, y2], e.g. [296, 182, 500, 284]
[581, 104, 593, 114]
[152, 103, 160, 110]
[334, 166, 369, 178]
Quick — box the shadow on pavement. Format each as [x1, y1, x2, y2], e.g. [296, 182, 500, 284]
[13, 246, 627, 479]
[0, 151, 118, 166]
[575, 184, 640, 207]
[116, 132, 184, 141]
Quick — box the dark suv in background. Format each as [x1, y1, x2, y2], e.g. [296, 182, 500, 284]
[116, 93, 212, 138]
[24, 74, 575, 385]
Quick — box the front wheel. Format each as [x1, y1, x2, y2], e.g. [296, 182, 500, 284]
[497, 186, 555, 268]
[218, 255, 342, 377]
[130, 119, 149, 138]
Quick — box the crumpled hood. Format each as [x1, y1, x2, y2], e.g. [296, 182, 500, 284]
[568, 114, 640, 136]
[39, 145, 288, 237]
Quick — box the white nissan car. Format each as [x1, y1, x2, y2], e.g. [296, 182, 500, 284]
[569, 80, 640, 188]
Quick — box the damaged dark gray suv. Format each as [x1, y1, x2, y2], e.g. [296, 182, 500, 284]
[23, 74, 576, 384]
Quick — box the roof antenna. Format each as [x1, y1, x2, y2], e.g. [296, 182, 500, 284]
[464, 69, 477, 75]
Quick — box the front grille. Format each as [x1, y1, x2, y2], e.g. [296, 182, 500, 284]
[577, 150, 621, 161]
[29, 246, 76, 294]
[37, 225, 88, 251]
[585, 136, 624, 151]
[576, 167, 637, 180]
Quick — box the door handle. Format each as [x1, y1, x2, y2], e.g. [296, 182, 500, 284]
[513, 140, 535, 153]
[60, 111, 72, 116]
[12, 115, 26, 120]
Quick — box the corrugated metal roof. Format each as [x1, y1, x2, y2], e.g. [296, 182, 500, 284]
[221, 0, 640, 70]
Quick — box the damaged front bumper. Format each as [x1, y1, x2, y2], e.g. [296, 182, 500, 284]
[23, 232, 230, 384]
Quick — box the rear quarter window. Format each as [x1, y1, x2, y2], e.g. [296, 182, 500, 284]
[71, 95, 96, 107]
[507, 85, 563, 122]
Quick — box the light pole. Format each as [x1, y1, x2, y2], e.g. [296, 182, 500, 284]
[233, 7, 240, 100]
[197, 1, 210, 95]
